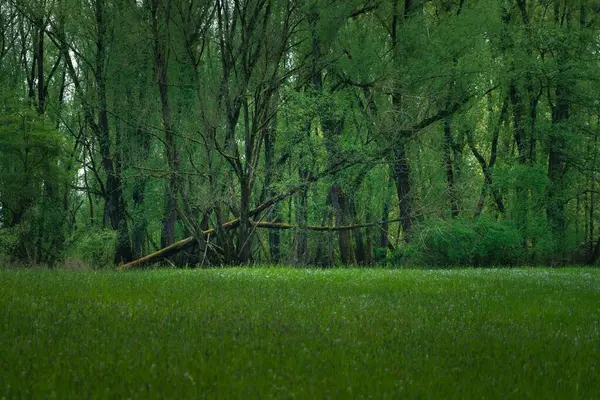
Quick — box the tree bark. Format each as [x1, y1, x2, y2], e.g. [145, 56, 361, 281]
[132, 125, 151, 258]
[469, 96, 508, 217]
[36, 23, 44, 114]
[148, 0, 179, 249]
[548, 82, 569, 249]
[388, 0, 415, 242]
[262, 98, 281, 263]
[391, 146, 413, 241]
[328, 184, 355, 264]
[443, 117, 459, 218]
[95, 0, 131, 263]
[309, 4, 355, 264]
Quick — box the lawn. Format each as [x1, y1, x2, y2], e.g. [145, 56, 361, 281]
[1, 267, 599, 399]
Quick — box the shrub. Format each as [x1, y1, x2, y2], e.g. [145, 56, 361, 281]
[471, 216, 524, 265]
[0, 228, 18, 266]
[388, 217, 524, 267]
[67, 229, 117, 269]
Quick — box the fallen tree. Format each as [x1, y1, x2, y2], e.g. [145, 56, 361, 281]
[119, 218, 400, 270]
[120, 159, 372, 270]
[249, 219, 400, 232]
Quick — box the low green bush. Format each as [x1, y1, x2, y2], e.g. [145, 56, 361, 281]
[66, 228, 117, 268]
[387, 216, 524, 267]
[0, 228, 18, 266]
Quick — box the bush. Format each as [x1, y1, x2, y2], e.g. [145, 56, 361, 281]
[67, 229, 117, 269]
[0, 228, 18, 266]
[387, 216, 524, 267]
[471, 216, 524, 265]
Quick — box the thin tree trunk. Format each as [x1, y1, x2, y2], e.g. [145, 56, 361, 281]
[548, 82, 569, 250]
[309, 5, 355, 264]
[132, 125, 151, 258]
[237, 176, 252, 263]
[470, 96, 507, 217]
[380, 200, 390, 251]
[547, 1, 571, 250]
[295, 180, 309, 264]
[328, 185, 355, 264]
[95, 0, 131, 263]
[443, 117, 459, 218]
[36, 24, 44, 114]
[262, 99, 281, 263]
[148, 0, 179, 249]
[350, 198, 367, 264]
[388, 0, 415, 242]
[590, 136, 597, 257]
[391, 146, 413, 241]
[509, 81, 529, 235]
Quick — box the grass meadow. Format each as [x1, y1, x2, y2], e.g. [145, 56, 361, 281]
[1, 267, 599, 399]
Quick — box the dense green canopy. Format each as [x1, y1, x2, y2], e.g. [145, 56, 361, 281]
[1, 0, 600, 267]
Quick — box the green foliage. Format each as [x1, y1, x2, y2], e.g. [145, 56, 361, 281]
[525, 216, 558, 263]
[0, 107, 69, 263]
[66, 228, 117, 268]
[494, 162, 549, 194]
[3, 0, 600, 266]
[0, 228, 18, 265]
[0, 109, 67, 204]
[390, 216, 524, 266]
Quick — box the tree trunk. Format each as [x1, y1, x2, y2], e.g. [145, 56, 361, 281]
[295, 181, 309, 264]
[388, 0, 416, 241]
[593, 235, 600, 265]
[132, 125, 151, 258]
[328, 185, 355, 264]
[36, 24, 44, 114]
[380, 200, 390, 251]
[548, 82, 569, 251]
[237, 176, 252, 264]
[149, 0, 179, 249]
[95, 0, 131, 263]
[391, 146, 413, 241]
[509, 81, 529, 235]
[308, 5, 355, 264]
[350, 198, 368, 264]
[263, 110, 281, 263]
[589, 136, 597, 257]
[443, 117, 459, 218]
[470, 96, 507, 217]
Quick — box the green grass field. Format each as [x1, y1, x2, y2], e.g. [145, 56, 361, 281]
[1, 267, 599, 399]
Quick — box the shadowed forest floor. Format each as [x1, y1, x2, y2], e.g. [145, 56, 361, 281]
[1, 267, 599, 399]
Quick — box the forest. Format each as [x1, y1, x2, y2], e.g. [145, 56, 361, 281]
[2, 0, 600, 268]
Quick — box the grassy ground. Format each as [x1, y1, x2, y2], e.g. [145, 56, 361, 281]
[1, 267, 599, 399]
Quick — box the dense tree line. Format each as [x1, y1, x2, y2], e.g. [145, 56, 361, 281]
[1, 0, 600, 267]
